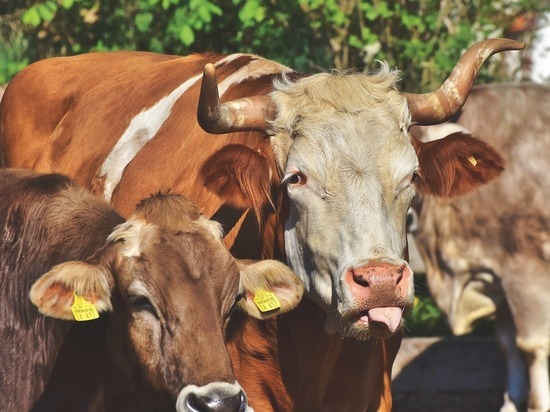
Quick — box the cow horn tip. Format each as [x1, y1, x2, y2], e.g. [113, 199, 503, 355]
[506, 39, 526, 50]
[204, 63, 216, 76]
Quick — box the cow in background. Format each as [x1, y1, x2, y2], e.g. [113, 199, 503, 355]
[0, 168, 303, 411]
[410, 83, 550, 412]
[0, 39, 522, 410]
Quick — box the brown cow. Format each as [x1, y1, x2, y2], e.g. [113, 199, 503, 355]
[410, 83, 550, 412]
[0, 168, 302, 411]
[0, 39, 522, 411]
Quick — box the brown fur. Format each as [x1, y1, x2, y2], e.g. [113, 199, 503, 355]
[413, 131, 505, 197]
[0, 168, 302, 411]
[0, 52, 505, 411]
[411, 83, 550, 412]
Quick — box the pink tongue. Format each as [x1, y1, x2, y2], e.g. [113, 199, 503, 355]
[367, 307, 403, 333]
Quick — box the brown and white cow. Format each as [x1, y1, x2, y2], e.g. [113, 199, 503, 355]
[0, 168, 302, 411]
[409, 83, 550, 412]
[0, 39, 522, 411]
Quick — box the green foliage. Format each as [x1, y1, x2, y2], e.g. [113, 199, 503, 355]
[2, 0, 547, 89]
[405, 291, 451, 337]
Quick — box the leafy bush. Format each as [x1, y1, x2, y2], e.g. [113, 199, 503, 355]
[405, 279, 452, 337]
[1, 0, 548, 89]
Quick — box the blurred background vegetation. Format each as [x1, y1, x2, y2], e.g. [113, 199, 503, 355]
[0, 0, 548, 335]
[1, 0, 549, 90]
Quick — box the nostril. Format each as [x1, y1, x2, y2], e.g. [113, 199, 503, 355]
[186, 390, 247, 412]
[237, 391, 247, 412]
[186, 393, 203, 411]
[395, 267, 404, 285]
[352, 272, 370, 288]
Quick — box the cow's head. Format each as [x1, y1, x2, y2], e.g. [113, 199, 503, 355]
[197, 39, 522, 340]
[30, 193, 303, 411]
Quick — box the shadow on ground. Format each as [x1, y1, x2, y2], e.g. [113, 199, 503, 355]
[392, 337, 505, 412]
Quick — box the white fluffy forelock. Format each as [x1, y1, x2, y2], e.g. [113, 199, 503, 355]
[108, 219, 154, 257]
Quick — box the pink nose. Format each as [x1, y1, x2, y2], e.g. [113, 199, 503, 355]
[344, 261, 411, 304]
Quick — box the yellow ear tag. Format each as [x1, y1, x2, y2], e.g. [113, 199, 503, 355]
[253, 289, 281, 313]
[468, 156, 478, 166]
[71, 292, 100, 321]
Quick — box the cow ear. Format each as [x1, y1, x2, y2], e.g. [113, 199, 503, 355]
[237, 259, 304, 319]
[413, 132, 504, 197]
[200, 144, 272, 211]
[29, 261, 114, 321]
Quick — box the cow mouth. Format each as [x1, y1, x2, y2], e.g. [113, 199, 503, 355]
[351, 306, 404, 338]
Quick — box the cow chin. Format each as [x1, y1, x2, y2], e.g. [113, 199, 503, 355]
[321, 300, 410, 341]
[338, 306, 407, 340]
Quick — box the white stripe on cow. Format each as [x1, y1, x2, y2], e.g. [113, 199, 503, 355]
[99, 55, 291, 202]
[99, 71, 202, 201]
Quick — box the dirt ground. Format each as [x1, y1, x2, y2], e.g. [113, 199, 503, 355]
[393, 390, 503, 412]
[391, 337, 506, 412]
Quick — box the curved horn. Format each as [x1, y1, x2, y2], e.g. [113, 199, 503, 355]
[405, 38, 525, 125]
[197, 63, 275, 134]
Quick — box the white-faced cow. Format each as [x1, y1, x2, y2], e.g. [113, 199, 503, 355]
[0, 168, 303, 411]
[0, 39, 522, 411]
[410, 83, 550, 412]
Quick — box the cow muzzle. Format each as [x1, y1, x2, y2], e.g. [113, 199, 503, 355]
[176, 381, 249, 412]
[343, 260, 413, 338]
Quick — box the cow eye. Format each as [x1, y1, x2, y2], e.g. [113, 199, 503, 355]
[285, 172, 306, 186]
[411, 170, 421, 184]
[129, 295, 157, 316]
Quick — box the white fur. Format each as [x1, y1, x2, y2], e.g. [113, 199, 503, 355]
[268, 68, 417, 337]
[99, 54, 277, 201]
[108, 219, 153, 257]
[99, 72, 202, 201]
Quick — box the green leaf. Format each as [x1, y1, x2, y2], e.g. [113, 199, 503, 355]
[196, 5, 212, 23]
[149, 38, 164, 52]
[22, 6, 41, 27]
[206, 2, 222, 16]
[37, 2, 58, 23]
[61, 0, 75, 9]
[135, 12, 153, 32]
[349, 34, 363, 49]
[239, 0, 265, 25]
[179, 24, 195, 46]
[360, 26, 377, 44]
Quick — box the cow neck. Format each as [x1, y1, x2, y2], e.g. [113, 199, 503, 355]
[209, 204, 248, 239]
[276, 298, 400, 411]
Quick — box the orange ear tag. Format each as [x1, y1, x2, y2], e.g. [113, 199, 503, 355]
[253, 289, 281, 313]
[71, 292, 100, 321]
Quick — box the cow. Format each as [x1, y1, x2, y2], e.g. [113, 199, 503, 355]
[409, 83, 550, 412]
[0, 168, 303, 411]
[0, 38, 523, 411]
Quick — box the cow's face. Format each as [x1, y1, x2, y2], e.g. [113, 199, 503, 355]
[30, 195, 303, 411]
[269, 71, 416, 340]
[267, 70, 505, 341]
